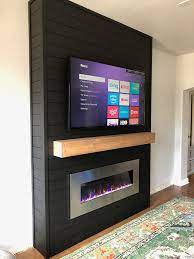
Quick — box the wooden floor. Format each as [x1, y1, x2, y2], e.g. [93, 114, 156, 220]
[16, 175, 194, 259]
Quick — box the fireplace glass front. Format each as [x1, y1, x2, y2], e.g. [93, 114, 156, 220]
[81, 170, 133, 203]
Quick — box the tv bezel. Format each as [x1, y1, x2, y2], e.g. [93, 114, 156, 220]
[68, 56, 149, 133]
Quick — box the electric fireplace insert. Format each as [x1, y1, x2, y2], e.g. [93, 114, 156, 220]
[70, 159, 139, 219]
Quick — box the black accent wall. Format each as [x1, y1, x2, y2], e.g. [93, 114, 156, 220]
[29, 0, 152, 257]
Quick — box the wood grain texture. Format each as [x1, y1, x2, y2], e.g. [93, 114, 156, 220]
[53, 132, 155, 158]
[16, 175, 194, 259]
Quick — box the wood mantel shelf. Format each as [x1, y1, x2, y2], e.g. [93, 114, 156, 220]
[53, 132, 155, 158]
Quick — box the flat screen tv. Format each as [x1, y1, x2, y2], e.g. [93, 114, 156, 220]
[69, 57, 145, 130]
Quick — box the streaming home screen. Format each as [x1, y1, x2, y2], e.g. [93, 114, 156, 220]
[70, 57, 145, 129]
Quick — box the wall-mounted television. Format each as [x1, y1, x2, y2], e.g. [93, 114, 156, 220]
[69, 57, 145, 130]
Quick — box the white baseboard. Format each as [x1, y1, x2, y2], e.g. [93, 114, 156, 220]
[151, 177, 190, 194]
[188, 171, 194, 176]
[0, 244, 31, 255]
[150, 181, 172, 195]
[0, 245, 17, 255]
[174, 177, 189, 187]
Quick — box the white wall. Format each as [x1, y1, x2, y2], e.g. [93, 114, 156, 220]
[0, 0, 32, 253]
[151, 47, 176, 193]
[173, 53, 194, 185]
[150, 49, 194, 192]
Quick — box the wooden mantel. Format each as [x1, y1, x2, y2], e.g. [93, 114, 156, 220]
[53, 132, 155, 158]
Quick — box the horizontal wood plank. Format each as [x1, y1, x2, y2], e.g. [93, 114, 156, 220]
[53, 132, 155, 158]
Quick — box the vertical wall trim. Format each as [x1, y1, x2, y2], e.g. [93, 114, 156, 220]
[28, 0, 35, 249]
[42, 0, 50, 256]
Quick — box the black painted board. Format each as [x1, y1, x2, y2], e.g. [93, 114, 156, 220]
[29, 0, 50, 257]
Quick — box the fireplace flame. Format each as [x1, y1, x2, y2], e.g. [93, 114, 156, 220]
[81, 182, 132, 203]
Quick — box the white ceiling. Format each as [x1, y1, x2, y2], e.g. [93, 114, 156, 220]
[71, 0, 194, 55]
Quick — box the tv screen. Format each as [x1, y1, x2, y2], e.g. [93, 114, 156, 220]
[69, 57, 145, 129]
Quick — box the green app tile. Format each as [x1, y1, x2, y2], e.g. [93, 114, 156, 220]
[130, 82, 140, 94]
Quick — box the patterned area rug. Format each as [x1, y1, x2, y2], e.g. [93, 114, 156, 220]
[62, 197, 194, 259]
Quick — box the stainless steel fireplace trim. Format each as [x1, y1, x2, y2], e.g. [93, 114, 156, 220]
[70, 159, 139, 219]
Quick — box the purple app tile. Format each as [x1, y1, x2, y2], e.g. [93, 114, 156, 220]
[130, 95, 139, 106]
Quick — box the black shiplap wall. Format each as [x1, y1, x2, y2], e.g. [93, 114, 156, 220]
[29, 0, 49, 256]
[29, 0, 152, 257]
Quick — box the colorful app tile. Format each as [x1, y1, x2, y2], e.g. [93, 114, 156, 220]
[119, 94, 129, 106]
[107, 93, 119, 105]
[108, 79, 119, 92]
[119, 119, 128, 126]
[120, 81, 130, 93]
[130, 107, 139, 118]
[130, 82, 140, 94]
[107, 119, 119, 126]
[119, 106, 129, 119]
[129, 118, 139, 125]
[107, 106, 119, 118]
[130, 95, 139, 106]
